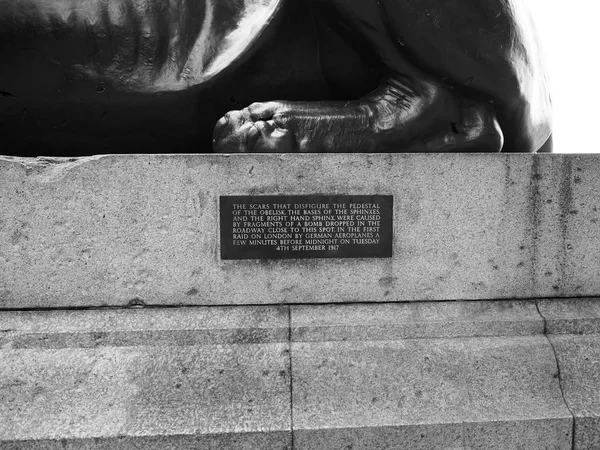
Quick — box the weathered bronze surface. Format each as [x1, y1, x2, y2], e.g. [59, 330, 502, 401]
[0, 0, 552, 155]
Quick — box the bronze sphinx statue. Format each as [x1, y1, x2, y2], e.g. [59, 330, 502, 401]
[0, 0, 552, 155]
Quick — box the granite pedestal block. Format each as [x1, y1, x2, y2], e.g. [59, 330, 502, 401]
[1, 154, 600, 308]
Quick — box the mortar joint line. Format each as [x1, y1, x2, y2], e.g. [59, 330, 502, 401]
[2, 294, 600, 313]
[287, 305, 295, 449]
[534, 299, 576, 450]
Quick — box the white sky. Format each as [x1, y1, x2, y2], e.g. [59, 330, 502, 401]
[529, 0, 600, 153]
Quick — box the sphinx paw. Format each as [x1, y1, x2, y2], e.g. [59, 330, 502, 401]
[213, 103, 296, 153]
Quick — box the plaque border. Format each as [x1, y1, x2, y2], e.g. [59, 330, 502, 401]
[219, 194, 393, 260]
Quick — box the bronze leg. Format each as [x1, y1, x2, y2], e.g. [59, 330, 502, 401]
[214, 0, 551, 153]
[213, 74, 503, 153]
[213, 0, 510, 153]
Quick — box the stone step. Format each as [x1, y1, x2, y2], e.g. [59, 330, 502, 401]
[0, 306, 292, 449]
[4, 299, 598, 449]
[539, 298, 600, 450]
[290, 301, 571, 450]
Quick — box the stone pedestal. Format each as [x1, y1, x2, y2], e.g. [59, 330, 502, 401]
[1, 154, 599, 449]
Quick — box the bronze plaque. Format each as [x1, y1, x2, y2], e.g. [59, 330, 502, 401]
[220, 195, 393, 260]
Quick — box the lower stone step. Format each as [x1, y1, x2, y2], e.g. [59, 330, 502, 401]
[290, 302, 571, 450]
[0, 307, 292, 449]
[539, 298, 600, 450]
[2, 300, 595, 449]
